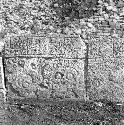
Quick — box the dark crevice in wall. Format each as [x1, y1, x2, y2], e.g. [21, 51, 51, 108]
[2, 58, 6, 89]
[84, 43, 90, 99]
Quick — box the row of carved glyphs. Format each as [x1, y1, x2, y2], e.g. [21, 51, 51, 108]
[4, 36, 85, 58]
[4, 35, 124, 58]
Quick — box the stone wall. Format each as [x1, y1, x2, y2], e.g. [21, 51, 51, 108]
[3, 13, 124, 102]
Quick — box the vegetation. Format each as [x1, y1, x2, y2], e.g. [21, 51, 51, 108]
[50, 0, 99, 20]
[7, 98, 124, 124]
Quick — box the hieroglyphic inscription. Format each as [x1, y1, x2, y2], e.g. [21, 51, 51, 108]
[4, 35, 85, 58]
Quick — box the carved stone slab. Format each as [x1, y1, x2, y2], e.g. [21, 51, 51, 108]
[4, 34, 86, 99]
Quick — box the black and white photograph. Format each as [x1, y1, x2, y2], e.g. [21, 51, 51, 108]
[0, 0, 124, 124]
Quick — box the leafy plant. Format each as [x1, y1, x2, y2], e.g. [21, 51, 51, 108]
[50, 0, 99, 21]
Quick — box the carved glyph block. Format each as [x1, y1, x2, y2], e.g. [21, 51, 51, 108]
[5, 57, 85, 99]
[4, 35, 85, 58]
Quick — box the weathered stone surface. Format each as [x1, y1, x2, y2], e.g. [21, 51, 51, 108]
[88, 56, 124, 102]
[3, 34, 86, 100]
[3, 33, 124, 102]
[1, 0, 124, 125]
[0, 90, 6, 125]
[4, 35, 85, 58]
[5, 57, 85, 99]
